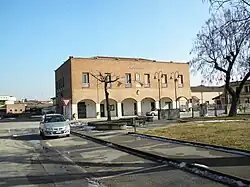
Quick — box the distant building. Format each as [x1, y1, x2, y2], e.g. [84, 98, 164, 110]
[0, 96, 16, 106]
[213, 80, 250, 106]
[6, 104, 25, 114]
[191, 85, 223, 105]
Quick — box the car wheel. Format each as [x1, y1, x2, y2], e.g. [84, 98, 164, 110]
[151, 113, 155, 116]
[66, 134, 70, 137]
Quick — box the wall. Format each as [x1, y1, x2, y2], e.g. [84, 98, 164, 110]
[55, 58, 72, 113]
[6, 104, 25, 114]
[70, 57, 191, 104]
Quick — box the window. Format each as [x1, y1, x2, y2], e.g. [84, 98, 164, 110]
[20, 109, 23, 111]
[161, 74, 168, 88]
[178, 74, 184, 88]
[15, 109, 17, 112]
[105, 73, 112, 88]
[44, 115, 66, 123]
[144, 74, 150, 87]
[135, 73, 140, 81]
[82, 72, 90, 88]
[125, 73, 132, 88]
[244, 86, 249, 93]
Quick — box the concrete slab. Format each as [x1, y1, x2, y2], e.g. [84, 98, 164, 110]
[86, 132, 250, 181]
[50, 133, 226, 187]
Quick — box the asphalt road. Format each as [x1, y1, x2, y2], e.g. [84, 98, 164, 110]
[0, 122, 226, 187]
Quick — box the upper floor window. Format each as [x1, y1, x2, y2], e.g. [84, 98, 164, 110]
[125, 73, 132, 88]
[82, 72, 90, 88]
[144, 74, 150, 87]
[162, 74, 168, 88]
[135, 73, 140, 81]
[178, 74, 184, 88]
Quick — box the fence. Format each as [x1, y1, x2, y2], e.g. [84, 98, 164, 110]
[179, 103, 250, 118]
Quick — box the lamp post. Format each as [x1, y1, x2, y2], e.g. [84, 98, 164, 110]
[170, 71, 180, 109]
[154, 71, 163, 120]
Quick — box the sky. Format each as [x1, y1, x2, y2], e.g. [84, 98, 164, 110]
[0, 0, 211, 100]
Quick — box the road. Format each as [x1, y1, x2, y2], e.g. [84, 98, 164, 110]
[0, 121, 227, 187]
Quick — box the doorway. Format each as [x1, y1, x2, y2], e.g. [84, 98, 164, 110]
[100, 104, 105, 117]
[78, 102, 86, 118]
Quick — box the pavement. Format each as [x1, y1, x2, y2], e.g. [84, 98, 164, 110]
[0, 121, 227, 187]
[77, 129, 250, 181]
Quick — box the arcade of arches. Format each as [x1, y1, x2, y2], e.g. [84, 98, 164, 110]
[71, 96, 190, 119]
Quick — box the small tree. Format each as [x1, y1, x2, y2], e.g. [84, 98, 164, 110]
[191, 8, 250, 116]
[90, 72, 119, 121]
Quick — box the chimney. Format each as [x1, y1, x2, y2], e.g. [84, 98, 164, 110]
[69, 56, 73, 59]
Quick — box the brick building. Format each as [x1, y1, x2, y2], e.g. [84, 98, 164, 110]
[55, 56, 192, 119]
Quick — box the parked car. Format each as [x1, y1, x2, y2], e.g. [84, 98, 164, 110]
[39, 113, 70, 138]
[146, 110, 158, 116]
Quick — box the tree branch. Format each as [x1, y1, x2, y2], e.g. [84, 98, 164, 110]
[214, 61, 228, 73]
[90, 73, 104, 82]
[237, 71, 250, 94]
[108, 77, 120, 83]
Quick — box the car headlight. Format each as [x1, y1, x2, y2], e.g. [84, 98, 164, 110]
[46, 128, 52, 131]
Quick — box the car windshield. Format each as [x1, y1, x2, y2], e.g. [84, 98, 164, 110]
[44, 115, 66, 123]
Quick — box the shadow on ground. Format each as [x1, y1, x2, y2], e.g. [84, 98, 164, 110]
[0, 165, 173, 187]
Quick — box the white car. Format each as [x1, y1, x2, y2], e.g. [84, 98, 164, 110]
[146, 110, 158, 116]
[39, 114, 70, 138]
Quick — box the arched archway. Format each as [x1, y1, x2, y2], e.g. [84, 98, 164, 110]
[121, 98, 137, 116]
[176, 96, 189, 110]
[160, 97, 173, 109]
[100, 98, 118, 117]
[141, 97, 156, 115]
[77, 99, 96, 118]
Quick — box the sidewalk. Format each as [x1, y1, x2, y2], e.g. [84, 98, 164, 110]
[78, 131, 250, 181]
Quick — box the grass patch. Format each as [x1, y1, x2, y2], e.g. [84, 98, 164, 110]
[139, 121, 250, 151]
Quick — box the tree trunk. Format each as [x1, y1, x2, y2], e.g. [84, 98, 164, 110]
[104, 82, 111, 121]
[224, 87, 228, 114]
[228, 95, 239, 117]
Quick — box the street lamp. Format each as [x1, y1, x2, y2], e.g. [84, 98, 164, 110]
[154, 71, 163, 120]
[170, 71, 180, 109]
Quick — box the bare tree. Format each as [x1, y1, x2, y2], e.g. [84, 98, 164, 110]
[190, 8, 250, 116]
[90, 72, 119, 121]
[207, 0, 250, 8]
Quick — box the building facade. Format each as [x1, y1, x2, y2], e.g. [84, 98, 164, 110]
[55, 56, 192, 119]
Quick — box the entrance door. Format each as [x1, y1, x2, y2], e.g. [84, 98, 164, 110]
[100, 104, 105, 117]
[134, 103, 137, 115]
[78, 102, 86, 118]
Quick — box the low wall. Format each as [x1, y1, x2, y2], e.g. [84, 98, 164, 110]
[160, 109, 180, 120]
[88, 121, 127, 130]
